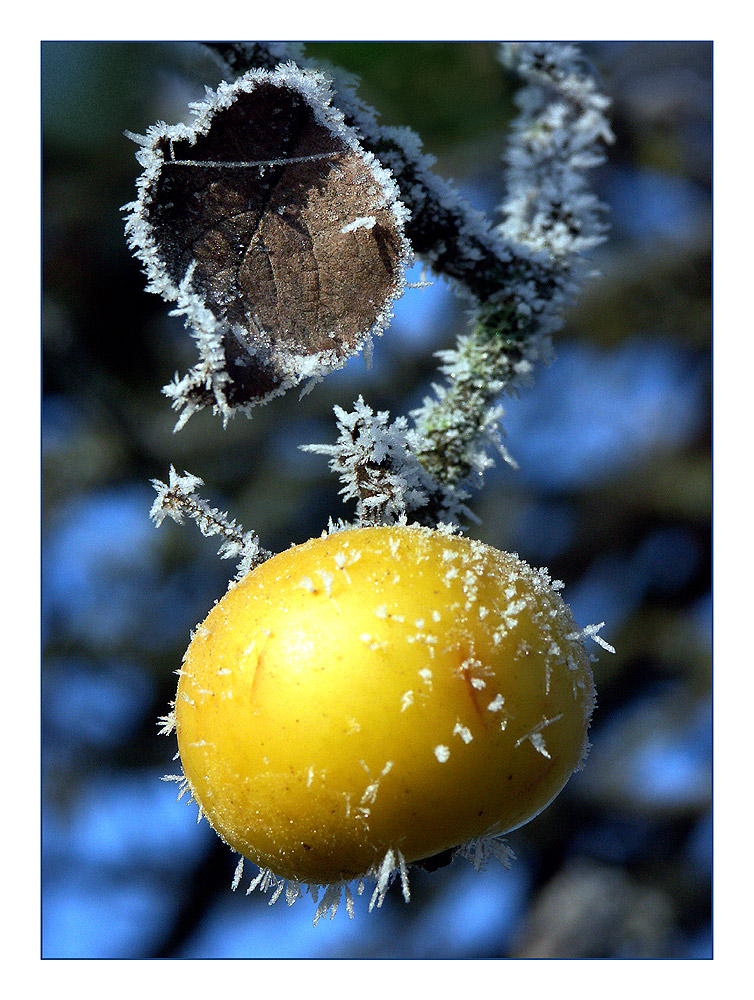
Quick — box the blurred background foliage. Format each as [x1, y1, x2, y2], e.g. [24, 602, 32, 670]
[41, 41, 711, 959]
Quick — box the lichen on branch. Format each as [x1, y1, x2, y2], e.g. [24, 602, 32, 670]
[406, 42, 612, 505]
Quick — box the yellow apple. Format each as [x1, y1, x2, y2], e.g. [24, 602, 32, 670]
[174, 524, 596, 887]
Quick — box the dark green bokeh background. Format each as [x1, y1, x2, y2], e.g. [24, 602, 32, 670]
[42, 42, 711, 958]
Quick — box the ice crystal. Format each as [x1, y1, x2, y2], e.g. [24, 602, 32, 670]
[568, 621, 616, 653]
[515, 713, 565, 759]
[340, 215, 377, 233]
[234, 847, 411, 926]
[156, 708, 176, 736]
[302, 395, 472, 527]
[453, 722, 474, 744]
[231, 856, 245, 891]
[456, 834, 515, 872]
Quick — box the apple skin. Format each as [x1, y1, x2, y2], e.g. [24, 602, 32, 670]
[175, 525, 596, 886]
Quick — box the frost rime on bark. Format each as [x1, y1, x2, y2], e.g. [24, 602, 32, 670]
[498, 43, 613, 259]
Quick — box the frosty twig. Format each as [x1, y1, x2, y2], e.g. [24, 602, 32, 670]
[150, 466, 270, 578]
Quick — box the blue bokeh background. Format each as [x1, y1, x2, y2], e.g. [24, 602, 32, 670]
[41, 41, 711, 959]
